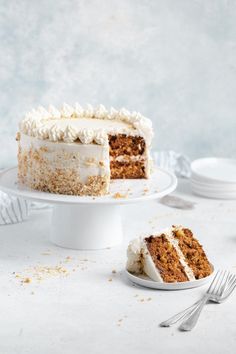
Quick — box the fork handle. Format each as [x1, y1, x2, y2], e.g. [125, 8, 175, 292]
[179, 295, 210, 331]
[160, 299, 202, 327]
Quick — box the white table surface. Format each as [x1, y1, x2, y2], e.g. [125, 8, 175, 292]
[0, 179, 236, 354]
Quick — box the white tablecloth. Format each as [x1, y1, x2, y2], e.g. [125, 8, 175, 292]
[0, 179, 235, 354]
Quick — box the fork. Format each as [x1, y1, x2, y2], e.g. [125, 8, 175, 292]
[160, 270, 236, 329]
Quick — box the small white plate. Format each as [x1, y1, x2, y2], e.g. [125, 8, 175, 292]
[191, 178, 236, 192]
[191, 182, 236, 194]
[192, 185, 236, 199]
[125, 267, 214, 290]
[191, 158, 236, 184]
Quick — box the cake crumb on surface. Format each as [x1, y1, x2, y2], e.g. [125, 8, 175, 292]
[22, 277, 31, 284]
[112, 269, 117, 274]
[108, 278, 113, 282]
[113, 192, 127, 199]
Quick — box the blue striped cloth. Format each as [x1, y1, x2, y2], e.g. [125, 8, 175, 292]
[0, 191, 29, 225]
[153, 150, 191, 178]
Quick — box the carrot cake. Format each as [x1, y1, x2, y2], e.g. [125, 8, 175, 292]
[126, 226, 213, 282]
[17, 103, 153, 196]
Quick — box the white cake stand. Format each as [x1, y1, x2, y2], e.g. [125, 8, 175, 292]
[0, 167, 177, 250]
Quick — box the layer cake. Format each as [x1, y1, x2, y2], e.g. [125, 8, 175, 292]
[17, 104, 153, 196]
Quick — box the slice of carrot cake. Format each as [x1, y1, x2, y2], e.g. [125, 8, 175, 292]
[126, 226, 213, 283]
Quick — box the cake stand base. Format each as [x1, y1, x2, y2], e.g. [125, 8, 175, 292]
[50, 204, 122, 250]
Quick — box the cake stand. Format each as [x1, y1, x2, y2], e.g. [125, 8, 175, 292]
[0, 167, 177, 250]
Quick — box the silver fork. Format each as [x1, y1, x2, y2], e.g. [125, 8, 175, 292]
[160, 270, 236, 329]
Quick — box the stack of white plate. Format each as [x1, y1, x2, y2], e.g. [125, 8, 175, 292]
[191, 158, 236, 199]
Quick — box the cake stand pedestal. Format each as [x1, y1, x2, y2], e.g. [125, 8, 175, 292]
[0, 167, 177, 250]
[51, 204, 122, 249]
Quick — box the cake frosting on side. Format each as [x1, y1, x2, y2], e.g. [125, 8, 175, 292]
[17, 104, 153, 196]
[126, 226, 213, 283]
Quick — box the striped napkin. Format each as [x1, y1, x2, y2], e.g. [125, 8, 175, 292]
[0, 191, 29, 225]
[153, 150, 191, 178]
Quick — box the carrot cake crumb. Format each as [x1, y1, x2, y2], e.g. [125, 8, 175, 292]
[22, 277, 31, 283]
[113, 192, 127, 199]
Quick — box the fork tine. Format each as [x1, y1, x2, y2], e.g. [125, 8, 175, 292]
[208, 270, 223, 295]
[224, 272, 232, 287]
[225, 276, 236, 293]
[214, 270, 226, 296]
[227, 274, 236, 288]
[207, 270, 220, 294]
[222, 273, 236, 294]
[221, 280, 236, 300]
[218, 270, 230, 297]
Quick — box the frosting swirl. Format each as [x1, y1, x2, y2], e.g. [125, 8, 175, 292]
[19, 103, 153, 146]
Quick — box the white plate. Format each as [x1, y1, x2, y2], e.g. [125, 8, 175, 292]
[191, 178, 236, 192]
[191, 181, 236, 194]
[191, 158, 236, 184]
[125, 267, 214, 290]
[0, 167, 177, 205]
[191, 186, 236, 199]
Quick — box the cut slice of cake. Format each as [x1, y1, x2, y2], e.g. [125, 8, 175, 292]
[126, 226, 213, 283]
[17, 104, 153, 196]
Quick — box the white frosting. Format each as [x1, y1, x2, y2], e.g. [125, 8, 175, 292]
[126, 237, 163, 282]
[19, 104, 153, 146]
[126, 237, 144, 274]
[110, 155, 145, 162]
[48, 105, 61, 118]
[61, 103, 74, 118]
[126, 227, 196, 282]
[20, 134, 110, 185]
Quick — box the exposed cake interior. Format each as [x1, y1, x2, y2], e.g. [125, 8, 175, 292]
[173, 227, 212, 279]
[109, 134, 146, 179]
[126, 225, 213, 283]
[145, 235, 189, 282]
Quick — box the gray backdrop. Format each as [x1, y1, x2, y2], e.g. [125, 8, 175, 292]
[1, 0, 236, 167]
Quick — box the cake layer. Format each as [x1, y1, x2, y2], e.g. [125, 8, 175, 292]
[145, 235, 189, 282]
[109, 134, 146, 157]
[110, 160, 146, 179]
[172, 227, 212, 279]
